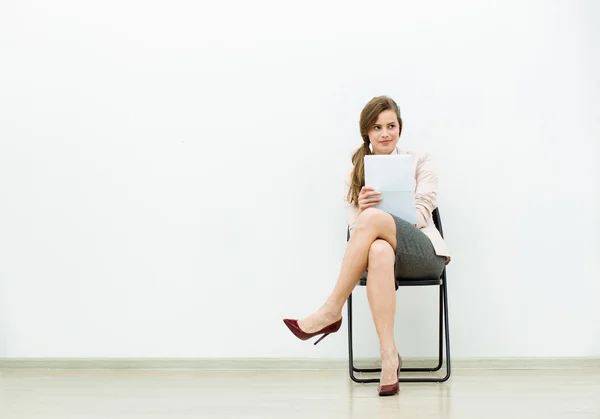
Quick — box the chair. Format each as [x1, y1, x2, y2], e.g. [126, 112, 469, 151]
[347, 208, 451, 383]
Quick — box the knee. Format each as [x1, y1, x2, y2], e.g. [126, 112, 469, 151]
[368, 239, 395, 265]
[355, 208, 386, 232]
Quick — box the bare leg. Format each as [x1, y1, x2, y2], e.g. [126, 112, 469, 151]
[366, 239, 400, 386]
[298, 208, 397, 333]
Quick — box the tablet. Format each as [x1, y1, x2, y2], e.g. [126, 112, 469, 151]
[364, 154, 416, 224]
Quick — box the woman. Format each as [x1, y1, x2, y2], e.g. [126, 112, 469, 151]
[283, 96, 451, 396]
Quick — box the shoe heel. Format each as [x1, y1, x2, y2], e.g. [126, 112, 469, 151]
[313, 333, 330, 345]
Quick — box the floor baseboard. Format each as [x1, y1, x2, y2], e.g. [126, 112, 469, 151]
[1, 357, 599, 370]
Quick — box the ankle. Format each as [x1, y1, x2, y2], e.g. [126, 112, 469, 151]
[319, 303, 342, 320]
[380, 347, 398, 360]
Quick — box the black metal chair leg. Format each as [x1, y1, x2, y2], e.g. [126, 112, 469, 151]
[348, 293, 356, 382]
[440, 275, 451, 382]
[437, 280, 444, 370]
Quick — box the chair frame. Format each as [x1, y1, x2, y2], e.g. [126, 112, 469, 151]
[347, 208, 451, 383]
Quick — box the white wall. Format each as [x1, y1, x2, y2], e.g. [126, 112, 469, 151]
[0, 0, 598, 359]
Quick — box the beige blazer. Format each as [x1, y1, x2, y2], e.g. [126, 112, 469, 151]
[344, 147, 451, 261]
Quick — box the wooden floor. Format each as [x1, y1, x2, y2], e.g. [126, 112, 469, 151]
[1, 368, 599, 418]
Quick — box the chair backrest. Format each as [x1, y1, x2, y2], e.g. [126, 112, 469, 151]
[432, 208, 444, 239]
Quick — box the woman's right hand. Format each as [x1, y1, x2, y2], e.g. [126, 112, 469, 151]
[358, 186, 382, 214]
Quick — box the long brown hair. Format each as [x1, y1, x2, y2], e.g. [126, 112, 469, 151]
[347, 96, 403, 206]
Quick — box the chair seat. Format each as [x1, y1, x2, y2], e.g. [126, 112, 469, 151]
[359, 277, 443, 287]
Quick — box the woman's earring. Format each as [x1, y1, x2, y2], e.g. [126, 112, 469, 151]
[369, 143, 373, 152]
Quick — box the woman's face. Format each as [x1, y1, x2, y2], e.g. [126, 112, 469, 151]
[368, 110, 400, 155]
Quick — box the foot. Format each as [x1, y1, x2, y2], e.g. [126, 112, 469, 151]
[297, 308, 342, 334]
[379, 349, 400, 387]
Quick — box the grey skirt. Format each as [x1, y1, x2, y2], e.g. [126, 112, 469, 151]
[361, 213, 446, 290]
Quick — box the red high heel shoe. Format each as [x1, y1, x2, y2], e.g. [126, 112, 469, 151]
[378, 353, 402, 396]
[282, 318, 342, 345]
